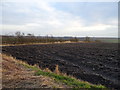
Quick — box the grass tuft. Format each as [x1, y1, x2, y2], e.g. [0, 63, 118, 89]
[54, 65, 60, 75]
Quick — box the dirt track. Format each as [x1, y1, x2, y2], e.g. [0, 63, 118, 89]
[2, 43, 120, 89]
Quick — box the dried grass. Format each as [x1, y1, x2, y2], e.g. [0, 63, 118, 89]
[44, 68, 52, 73]
[54, 65, 60, 75]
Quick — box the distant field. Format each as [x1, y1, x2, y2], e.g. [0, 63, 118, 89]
[98, 38, 118, 43]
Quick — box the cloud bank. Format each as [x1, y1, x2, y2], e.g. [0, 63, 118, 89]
[1, 0, 118, 37]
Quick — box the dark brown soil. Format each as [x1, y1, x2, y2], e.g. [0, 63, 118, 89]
[2, 43, 120, 89]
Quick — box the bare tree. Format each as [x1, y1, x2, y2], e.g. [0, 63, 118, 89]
[27, 33, 34, 37]
[15, 31, 25, 37]
[15, 31, 21, 37]
[14, 31, 25, 44]
[85, 36, 90, 42]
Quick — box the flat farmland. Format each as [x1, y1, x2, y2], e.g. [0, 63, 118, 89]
[2, 43, 120, 89]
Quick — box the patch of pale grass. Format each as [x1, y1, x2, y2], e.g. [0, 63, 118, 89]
[44, 68, 52, 73]
[54, 65, 60, 75]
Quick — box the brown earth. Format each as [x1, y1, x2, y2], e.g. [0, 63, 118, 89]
[2, 43, 119, 89]
[1, 54, 69, 88]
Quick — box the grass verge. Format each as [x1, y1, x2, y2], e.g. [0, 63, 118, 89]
[23, 63, 106, 89]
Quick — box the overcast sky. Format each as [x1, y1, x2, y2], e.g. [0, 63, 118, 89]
[0, 0, 118, 37]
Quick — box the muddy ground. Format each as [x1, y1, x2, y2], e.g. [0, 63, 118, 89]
[2, 43, 120, 89]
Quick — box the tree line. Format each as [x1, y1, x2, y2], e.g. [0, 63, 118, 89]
[2, 32, 80, 44]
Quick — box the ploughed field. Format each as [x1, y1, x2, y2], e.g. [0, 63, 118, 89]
[2, 43, 120, 89]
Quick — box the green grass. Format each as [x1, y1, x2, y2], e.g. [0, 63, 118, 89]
[23, 63, 106, 89]
[100, 39, 118, 43]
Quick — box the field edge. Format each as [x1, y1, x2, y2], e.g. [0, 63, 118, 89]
[1, 53, 106, 89]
